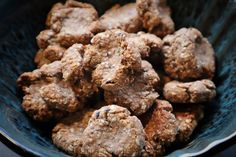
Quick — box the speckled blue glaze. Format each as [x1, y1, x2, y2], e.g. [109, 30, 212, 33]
[0, 0, 235, 157]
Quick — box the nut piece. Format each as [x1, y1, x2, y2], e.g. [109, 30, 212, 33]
[137, 0, 175, 37]
[140, 100, 178, 156]
[174, 104, 204, 142]
[104, 61, 160, 115]
[92, 3, 142, 33]
[162, 28, 215, 81]
[52, 108, 94, 156]
[81, 105, 145, 157]
[163, 79, 216, 103]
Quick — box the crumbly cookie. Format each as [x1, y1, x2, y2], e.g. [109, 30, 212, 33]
[140, 100, 178, 156]
[162, 28, 215, 81]
[174, 104, 204, 142]
[92, 3, 142, 33]
[35, 45, 66, 68]
[22, 82, 66, 121]
[136, 0, 175, 37]
[52, 108, 94, 155]
[34, 0, 99, 67]
[46, 0, 98, 47]
[163, 79, 216, 103]
[81, 105, 145, 157]
[104, 61, 160, 115]
[17, 61, 81, 121]
[39, 82, 82, 112]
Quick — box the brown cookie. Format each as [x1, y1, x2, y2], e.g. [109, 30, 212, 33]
[81, 105, 145, 157]
[137, 0, 175, 37]
[163, 79, 216, 103]
[162, 28, 215, 81]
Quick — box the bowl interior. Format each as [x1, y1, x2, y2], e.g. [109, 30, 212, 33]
[0, 0, 235, 156]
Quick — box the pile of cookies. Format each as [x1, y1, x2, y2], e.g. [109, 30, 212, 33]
[17, 0, 216, 156]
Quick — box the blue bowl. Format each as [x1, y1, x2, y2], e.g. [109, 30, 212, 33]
[0, 0, 235, 156]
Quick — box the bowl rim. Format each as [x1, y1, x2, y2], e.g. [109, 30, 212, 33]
[1, 125, 236, 157]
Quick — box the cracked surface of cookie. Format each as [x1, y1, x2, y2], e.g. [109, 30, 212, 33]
[163, 79, 216, 103]
[162, 28, 215, 81]
[40, 82, 82, 112]
[35, 45, 66, 68]
[92, 3, 142, 33]
[17, 61, 82, 121]
[81, 105, 145, 157]
[22, 82, 66, 121]
[126, 32, 163, 58]
[52, 108, 94, 156]
[174, 104, 204, 142]
[104, 61, 159, 115]
[137, 0, 175, 37]
[84, 29, 142, 70]
[84, 29, 143, 89]
[46, 0, 98, 47]
[85, 30, 162, 91]
[61, 44, 98, 98]
[34, 0, 99, 67]
[140, 100, 178, 156]
[17, 61, 63, 92]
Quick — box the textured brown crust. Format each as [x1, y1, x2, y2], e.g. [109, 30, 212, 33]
[84, 29, 143, 91]
[39, 82, 82, 112]
[22, 83, 66, 121]
[52, 108, 94, 156]
[140, 99, 178, 156]
[34, 0, 99, 67]
[126, 32, 163, 58]
[84, 29, 162, 71]
[163, 79, 216, 103]
[83, 29, 142, 70]
[104, 60, 160, 115]
[174, 104, 204, 142]
[17, 59, 83, 121]
[162, 28, 215, 81]
[136, 0, 175, 38]
[81, 105, 145, 157]
[35, 45, 66, 68]
[45, 0, 98, 47]
[17, 61, 63, 92]
[92, 3, 143, 33]
[60, 44, 98, 98]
